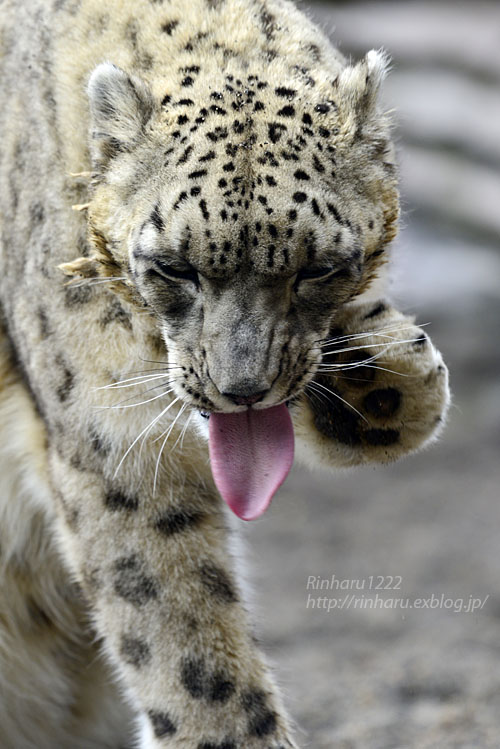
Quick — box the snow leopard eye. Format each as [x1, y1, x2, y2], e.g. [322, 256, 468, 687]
[294, 266, 349, 289]
[150, 260, 199, 287]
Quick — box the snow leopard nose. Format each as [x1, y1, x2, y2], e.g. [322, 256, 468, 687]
[222, 389, 269, 406]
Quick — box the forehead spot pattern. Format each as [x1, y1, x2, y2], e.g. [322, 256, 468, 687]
[147, 65, 378, 276]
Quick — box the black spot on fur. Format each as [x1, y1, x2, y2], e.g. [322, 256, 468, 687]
[162, 20, 179, 35]
[56, 363, 74, 402]
[188, 169, 208, 179]
[206, 127, 228, 142]
[199, 199, 210, 220]
[150, 204, 164, 231]
[275, 86, 296, 99]
[180, 657, 205, 698]
[100, 300, 132, 331]
[294, 169, 309, 181]
[326, 203, 343, 223]
[208, 672, 236, 703]
[38, 307, 51, 338]
[113, 556, 158, 607]
[120, 635, 151, 668]
[277, 105, 294, 117]
[199, 149, 216, 162]
[260, 9, 276, 40]
[155, 509, 203, 537]
[180, 657, 235, 704]
[148, 710, 177, 738]
[413, 332, 428, 347]
[197, 742, 236, 749]
[364, 302, 387, 319]
[173, 191, 188, 210]
[181, 76, 194, 87]
[312, 154, 325, 173]
[292, 191, 307, 203]
[315, 102, 330, 114]
[210, 104, 227, 115]
[199, 562, 238, 603]
[178, 145, 194, 164]
[29, 201, 45, 225]
[311, 198, 321, 216]
[363, 428, 400, 446]
[105, 490, 139, 512]
[242, 689, 277, 737]
[268, 122, 287, 143]
[363, 388, 401, 419]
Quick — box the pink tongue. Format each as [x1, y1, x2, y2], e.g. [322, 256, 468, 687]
[208, 404, 294, 521]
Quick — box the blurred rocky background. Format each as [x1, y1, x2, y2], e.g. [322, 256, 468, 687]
[247, 2, 500, 747]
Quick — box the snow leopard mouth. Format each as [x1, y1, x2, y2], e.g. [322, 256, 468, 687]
[199, 400, 292, 418]
[200, 401, 295, 521]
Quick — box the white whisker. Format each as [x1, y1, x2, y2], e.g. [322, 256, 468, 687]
[70, 276, 127, 288]
[317, 345, 392, 371]
[172, 410, 193, 453]
[102, 387, 176, 410]
[153, 403, 187, 494]
[319, 322, 429, 347]
[318, 363, 409, 377]
[96, 373, 171, 391]
[179, 411, 194, 451]
[304, 384, 329, 407]
[138, 357, 177, 365]
[125, 366, 183, 376]
[113, 397, 180, 479]
[307, 380, 369, 423]
[321, 336, 424, 359]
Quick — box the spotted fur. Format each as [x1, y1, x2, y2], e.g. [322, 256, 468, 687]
[0, 0, 449, 746]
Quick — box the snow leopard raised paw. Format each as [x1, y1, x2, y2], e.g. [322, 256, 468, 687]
[295, 299, 450, 468]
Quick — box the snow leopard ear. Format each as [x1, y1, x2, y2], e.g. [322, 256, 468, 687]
[335, 49, 389, 116]
[87, 63, 155, 170]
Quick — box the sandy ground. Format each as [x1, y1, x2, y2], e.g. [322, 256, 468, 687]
[244, 2, 500, 747]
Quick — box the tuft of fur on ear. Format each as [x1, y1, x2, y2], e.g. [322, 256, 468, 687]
[87, 63, 155, 169]
[336, 48, 390, 115]
[58, 224, 140, 305]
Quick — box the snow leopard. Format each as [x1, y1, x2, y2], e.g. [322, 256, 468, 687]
[0, 0, 449, 746]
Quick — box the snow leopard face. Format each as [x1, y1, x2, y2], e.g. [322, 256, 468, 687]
[83, 52, 398, 414]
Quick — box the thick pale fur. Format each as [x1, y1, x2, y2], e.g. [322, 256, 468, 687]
[0, 0, 449, 747]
